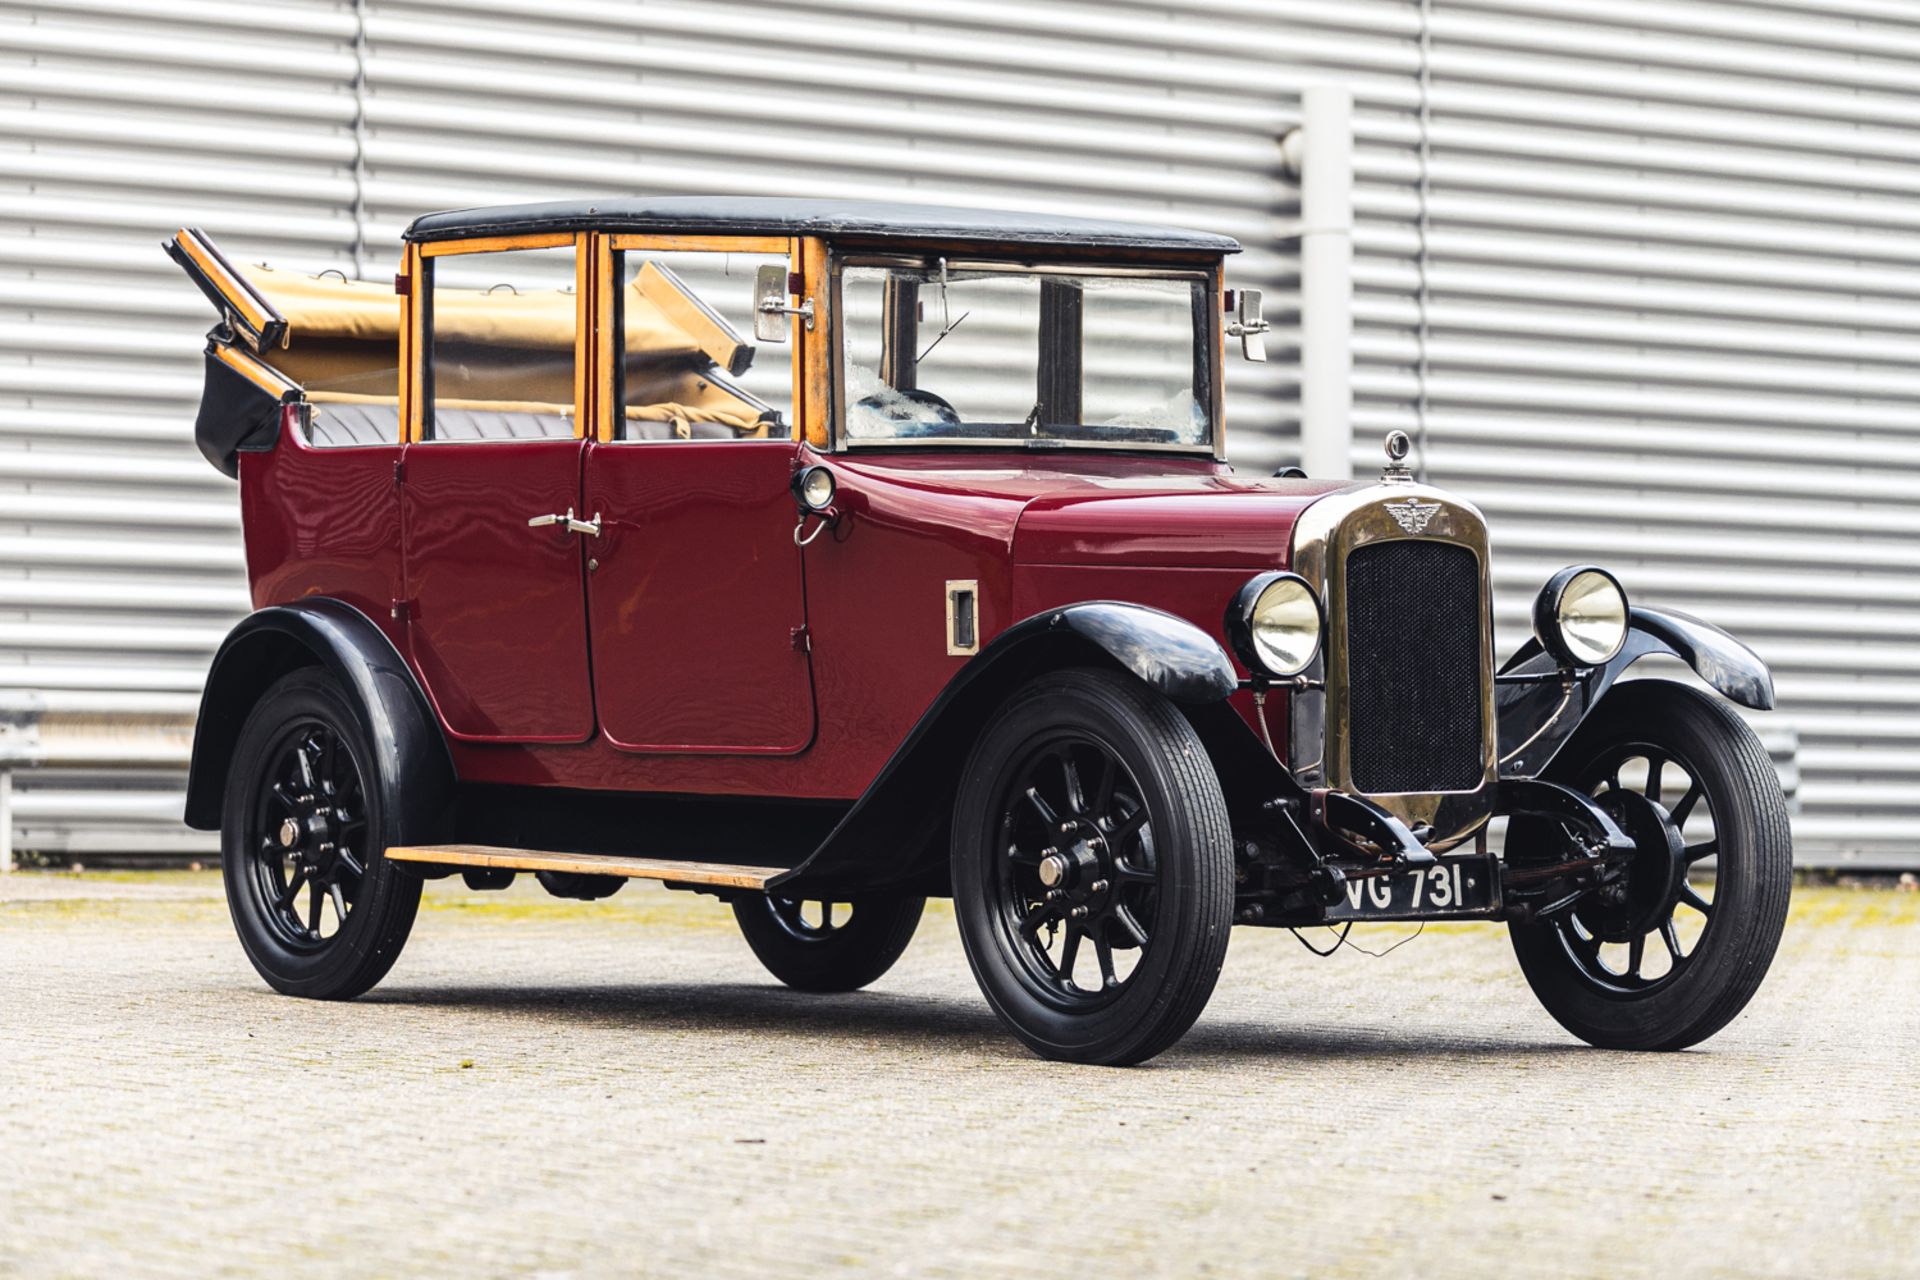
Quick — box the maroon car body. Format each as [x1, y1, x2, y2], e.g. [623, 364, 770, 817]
[241, 434, 1322, 797]
[171, 199, 1791, 1065]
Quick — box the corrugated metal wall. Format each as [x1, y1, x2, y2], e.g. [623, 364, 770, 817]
[0, 0, 1911, 866]
[0, 1, 357, 855]
[1408, 1, 1920, 868]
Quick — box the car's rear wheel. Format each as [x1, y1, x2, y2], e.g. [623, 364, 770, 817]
[952, 668, 1234, 1066]
[732, 893, 925, 992]
[221, 668, 421, 999]
[1508, 679, 1791, 1050]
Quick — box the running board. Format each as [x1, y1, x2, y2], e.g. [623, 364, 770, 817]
[384, 845, 784, 891]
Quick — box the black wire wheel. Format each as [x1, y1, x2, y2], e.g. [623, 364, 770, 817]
[952, 668, 1233, 1066]
[221, 668, 421, 999]
[732, 892, 925, 992]
[989, 733, 1160, 1009]
[1509, 680, 1792, 1050]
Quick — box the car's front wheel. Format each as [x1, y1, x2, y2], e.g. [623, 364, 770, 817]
[221, 668, 422, 1000]
[732, 893, 925, 992]
[1508, 679, 1792, 1050]
[952, 668, 1234, 1066]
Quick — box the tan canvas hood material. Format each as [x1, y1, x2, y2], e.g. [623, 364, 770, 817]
[240, 264, 729, 363]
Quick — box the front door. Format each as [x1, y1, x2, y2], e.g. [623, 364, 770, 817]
[583, 440, 815, 754]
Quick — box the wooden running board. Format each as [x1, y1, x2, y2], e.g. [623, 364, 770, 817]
[384, 844, 784, 891]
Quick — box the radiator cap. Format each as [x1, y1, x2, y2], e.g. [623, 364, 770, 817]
[1381, 429, 1414, 483]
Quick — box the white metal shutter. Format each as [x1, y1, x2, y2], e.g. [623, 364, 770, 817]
[0, 0, 361, 855]
[351, 0, 1303, 437]
[0, 0, 1307, 858]
[0, 0, 1910, 867]
[1397, 1, 1920, 868]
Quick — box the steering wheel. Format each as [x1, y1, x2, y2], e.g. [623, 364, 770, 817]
[854, 388, 961, 425]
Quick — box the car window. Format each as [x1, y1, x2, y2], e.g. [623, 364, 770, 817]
[839, 263, 1211, 451]
[424, 244, 580, 442]
[609, 249, 791, 442]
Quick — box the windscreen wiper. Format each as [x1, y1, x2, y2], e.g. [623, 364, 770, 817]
[915, 256, 971, 363]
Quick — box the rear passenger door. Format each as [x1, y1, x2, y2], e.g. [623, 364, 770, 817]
[400, 236, 595, 743]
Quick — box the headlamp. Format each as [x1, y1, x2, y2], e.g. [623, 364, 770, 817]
[1533, 565, 1628, 666]
[1226, 572, 1322, 678]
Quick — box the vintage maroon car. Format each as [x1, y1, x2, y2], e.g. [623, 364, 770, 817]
[169, 199, 1789, 1065]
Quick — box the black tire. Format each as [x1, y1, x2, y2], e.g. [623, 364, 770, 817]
[732, 893, 926, 992]
[1508, 680, 1792, 1051]
[951, 668, 1234, 1066]
[221, 668, 422, 1000]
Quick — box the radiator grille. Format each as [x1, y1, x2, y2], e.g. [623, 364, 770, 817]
[1343, 540, 1486, 794]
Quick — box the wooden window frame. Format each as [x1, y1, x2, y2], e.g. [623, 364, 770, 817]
[402, 230, 833, 448]
[405, 231, 590, 444]
[168, 227, 288, 353]
[594, 233, 825, 447]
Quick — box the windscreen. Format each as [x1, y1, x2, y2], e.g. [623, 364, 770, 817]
[839, 263, 1212, 450]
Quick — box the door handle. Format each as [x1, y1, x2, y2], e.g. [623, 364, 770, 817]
[527, 508, 602, 538]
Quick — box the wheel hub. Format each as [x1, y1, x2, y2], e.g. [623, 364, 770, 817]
[274, 790, 343, 873]
[1039, 824, 1111, 902]
[1585, 788, 1686, 940]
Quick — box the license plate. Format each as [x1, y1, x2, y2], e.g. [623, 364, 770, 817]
[1323, 853, 1499, 922]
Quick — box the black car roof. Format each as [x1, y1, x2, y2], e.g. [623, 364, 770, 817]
[403, 196, 1240, 255]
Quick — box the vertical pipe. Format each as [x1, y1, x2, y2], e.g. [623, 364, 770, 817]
[1414, 0, 1433, 482]
[1, 769, 13, 873]
[349, 0, 371, 280]
[1295, 84, 1354, 480]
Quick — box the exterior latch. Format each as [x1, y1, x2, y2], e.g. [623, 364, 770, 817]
[758, 294, 816, 333]
[527, 508, 602, 537]
[752, 263, 815, 338]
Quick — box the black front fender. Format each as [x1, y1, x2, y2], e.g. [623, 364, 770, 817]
[1623, 608, 1773, 711]
[770, 601, 1235, 895]
[1030, 602, 1238, 705]
[185, 600, 455, 837]
[1496, 604, 1773, 779]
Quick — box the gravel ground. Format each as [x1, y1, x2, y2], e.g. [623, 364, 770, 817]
[0, 871, 1913, 1279]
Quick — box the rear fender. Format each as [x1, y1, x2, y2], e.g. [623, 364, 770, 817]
[771, 603, 1236, 895]
[185, 600, 455, 839]
[1496, 604, 1773, 779]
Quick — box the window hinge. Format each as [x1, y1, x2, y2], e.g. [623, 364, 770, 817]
[393, 272, 410, 296]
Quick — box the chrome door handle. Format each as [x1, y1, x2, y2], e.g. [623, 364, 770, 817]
[527, 508, 601, 537]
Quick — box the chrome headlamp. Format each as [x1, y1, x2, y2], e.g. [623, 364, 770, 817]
[1226, 572, 1322, 678]
[1533, 565, 1629, 666]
